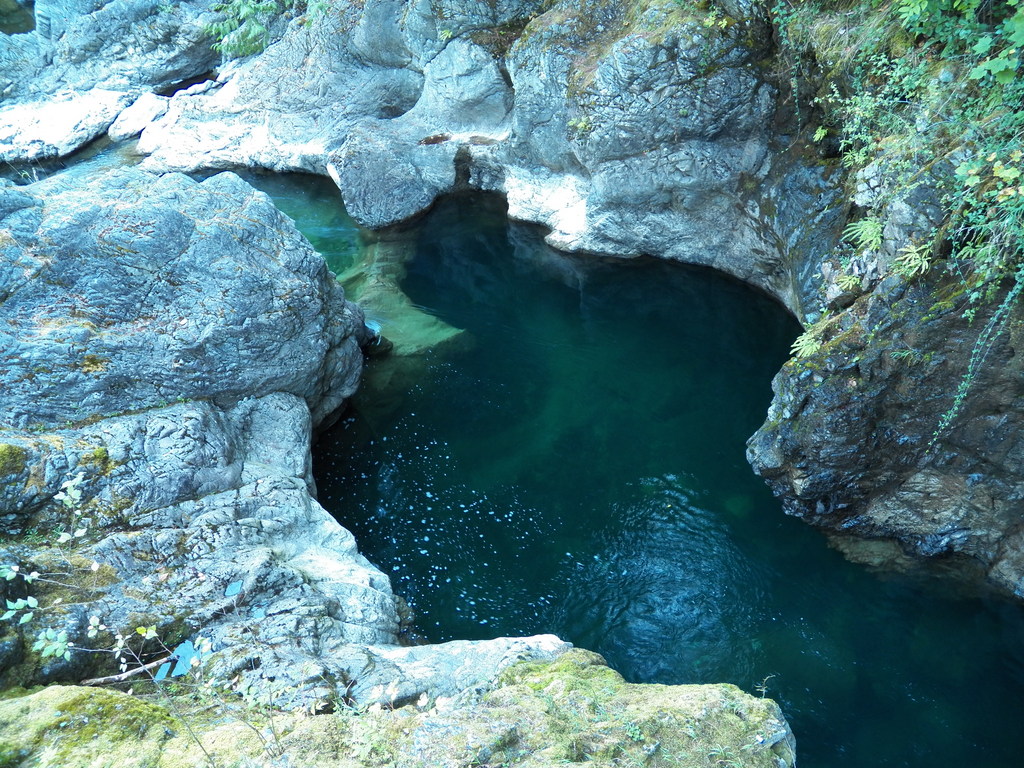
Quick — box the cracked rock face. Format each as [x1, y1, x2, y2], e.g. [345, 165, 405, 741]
[126, 0, 818, 307]
[1, 0, 834, 311]
[0, 169, 567, 706]
[748, 273, 1024, 598]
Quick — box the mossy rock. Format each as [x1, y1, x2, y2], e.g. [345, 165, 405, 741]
[0, 686, 174, 768]
[0, 686, 270, 768]
[0, 444, 28, 477]
[0, 653, 795, 767]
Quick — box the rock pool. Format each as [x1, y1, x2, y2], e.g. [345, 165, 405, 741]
[245, 173, 1024, 768]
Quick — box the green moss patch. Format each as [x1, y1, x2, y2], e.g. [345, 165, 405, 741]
[0, 686, 174, 768]
[80, 446, 117, 476]
[80, 355, 110, 374]
[0, 444, 27, 477]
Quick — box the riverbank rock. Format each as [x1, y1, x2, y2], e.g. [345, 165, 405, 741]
[491, 1, 781, 291]
[0, 650, 796, 768]
[0, 0, 217, 162]
[0, 87, 132, 162]
[131, 0, 833, 312]
[0, 168, 567, 707]
[2, 0, 216, 99]
[748, 270, 1024, 597]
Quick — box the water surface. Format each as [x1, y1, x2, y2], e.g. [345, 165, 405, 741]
[253, 178, 1024, 768]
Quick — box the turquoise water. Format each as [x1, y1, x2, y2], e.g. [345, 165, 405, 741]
[251, 177, 1024, 768]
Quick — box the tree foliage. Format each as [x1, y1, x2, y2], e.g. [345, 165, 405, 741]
[204, 0, 303, 58]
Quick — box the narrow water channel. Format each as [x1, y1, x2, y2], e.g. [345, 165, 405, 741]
[247, 173, 1024, 768]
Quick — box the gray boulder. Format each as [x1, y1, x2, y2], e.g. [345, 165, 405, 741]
[0, 168, 566, 705]
[0, 0, 217, 162]
[0, 88, 131, 161]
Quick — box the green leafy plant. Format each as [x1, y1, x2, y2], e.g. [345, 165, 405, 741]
[836, 272, 862, 291]
[33, 628, 71, 661]
[843, 217, 884, 253]
[773, 0, 1024, 438]
[567, 115, 594, 135]
[790, 328, 822, 358]
[893, 241, 932, 277]
[204, 0, 323, 58]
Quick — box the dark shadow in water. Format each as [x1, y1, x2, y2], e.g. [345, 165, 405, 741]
[0, 3, 34, 35]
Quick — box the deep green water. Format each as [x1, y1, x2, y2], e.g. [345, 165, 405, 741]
[249, 175, 1024, 768]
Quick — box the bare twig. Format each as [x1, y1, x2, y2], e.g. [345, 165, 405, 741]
[81, 655, 171, 686]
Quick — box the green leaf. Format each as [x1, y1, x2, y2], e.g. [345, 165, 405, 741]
[18, 612, 33, 625]
[791, 330, 823, 359]
[224, 580, 243, 598]
[1, 610, 14, 621]
[1004, 9, 1024, 46]
[973, 35, 994, 56]
[995, 67, 1017, 85]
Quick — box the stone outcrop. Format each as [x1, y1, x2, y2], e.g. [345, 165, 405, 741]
[0, 87, 132, 161]
[0, 0, 217, 159]
[749, 224, 1024, 598]
[3, 0, 217, 98]
[0, 168, 567, 706]
[0, 650, 797, 768]
[128, 0, 833, 310]
[741, 22, 1024, 599]
[1, 0, 840, 311]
